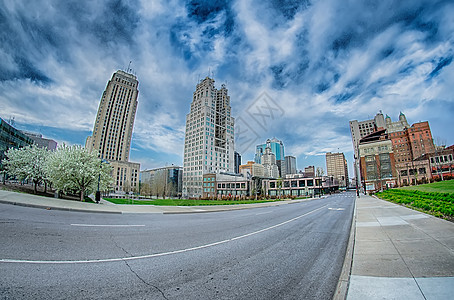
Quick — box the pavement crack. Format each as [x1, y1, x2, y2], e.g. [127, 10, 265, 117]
[123, 260, 169, 300]
[110, 235, 133, 257]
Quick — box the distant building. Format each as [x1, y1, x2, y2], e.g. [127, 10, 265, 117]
[285, 155, 297, 175]
[234, 151, 241, 174]
[358, 129, 396, 192]
[326, 152, 349, 188]
[182, 77, 235, 198]
[304, 166, 315, 177]
[140, 166, 182, 198]
[261, 146, 279, 178]
[350, 111, 435, 190]
[85, 70, 140, 194]
[239, 161, 254, 178]
[23, 132, 57, 151]
[0, 118, 34, 179]
[255, 138, 286, 177]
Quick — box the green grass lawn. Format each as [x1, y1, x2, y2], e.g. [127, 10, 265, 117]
[375, 179, 454, 220]
[104, 198, 287, 206]
[399, 180, 454, 193]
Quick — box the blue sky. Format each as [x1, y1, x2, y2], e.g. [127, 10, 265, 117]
[1, 0, 453, 178]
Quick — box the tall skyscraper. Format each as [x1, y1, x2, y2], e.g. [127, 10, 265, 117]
[255, 138, 285, 177]
[86, 70, 140, 193]
[261, 146, 279, 178]
[183, 77, 235, 197]
[326, 152, 349, 188]
[285, 155, 297, 175]
[234, 151, 241, 174]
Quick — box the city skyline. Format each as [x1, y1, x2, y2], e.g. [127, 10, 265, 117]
[1, 0, 453, 176]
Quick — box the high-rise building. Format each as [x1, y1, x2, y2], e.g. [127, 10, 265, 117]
[183, 77, 235, 198]
[326, 152, 349, 188]
[234, 151, 241, 174]
[86, 70, 140, 193]
[261, 146, 279, 178]
[285, 155, 297, 175]
[255, 138, 285, 177]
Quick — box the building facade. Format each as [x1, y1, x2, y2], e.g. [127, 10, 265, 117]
[183, 77, 235, 198]
[23, 132, 57, 151]
[264, 175, 338, 197]
[234, 151, 241, 174]
[358, 129, 397, 192]
[0, 118, 34, 179]
[428, 147, 454, 180]
[304, 166, 315, 177]
[202, 173, 248, 198]
[261, 146, 279, 178]
[85, 70, 140, 193]
[285, 155, 297, 175]
[140, 166, 183, 197]
[325, 152, 349, 188]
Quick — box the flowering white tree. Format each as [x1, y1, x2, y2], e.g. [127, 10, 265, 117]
[46, 145, 113, 201]
[2, 144, 49, 193]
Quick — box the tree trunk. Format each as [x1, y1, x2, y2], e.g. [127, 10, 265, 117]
[80, 188, 85, 202]
[44, 181, 47, 193]
[34, 180, 37, 194]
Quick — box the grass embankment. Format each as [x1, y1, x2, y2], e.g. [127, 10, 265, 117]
[399, 180, 454, 193]
[376, 180, 454, 220]
[104, 198, 287, 206]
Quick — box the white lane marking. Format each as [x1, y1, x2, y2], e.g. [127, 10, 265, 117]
[71, 224, 145, 227]
[255, 211, 272, 215]
[1, 205, 328, 264]
[328, 208, 345, 211]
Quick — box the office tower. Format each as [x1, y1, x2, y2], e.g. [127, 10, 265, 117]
[183, 77, 235, 197]
[234, 151, 241, 174]
[86, 70, 140, 193]
[255, 138, 285, 176]
[285, 155, 297, 175]
[326, 152, 349, 188]
[261, 146, 279, 178]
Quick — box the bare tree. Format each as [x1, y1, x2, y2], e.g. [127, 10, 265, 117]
[433, 136, 447, 181]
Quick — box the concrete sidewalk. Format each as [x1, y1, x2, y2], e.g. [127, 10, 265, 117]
[347, 195, 454, 300]
[0, 189, 312, 214]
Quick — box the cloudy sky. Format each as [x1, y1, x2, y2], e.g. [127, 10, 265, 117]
[1, 0, 453, 177]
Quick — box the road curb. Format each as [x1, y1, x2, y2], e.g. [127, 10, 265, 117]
[332, 195, 357, 300]
[0, 199, 122, 214]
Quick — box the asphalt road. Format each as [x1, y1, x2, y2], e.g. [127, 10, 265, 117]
[0, 192, 355, 299]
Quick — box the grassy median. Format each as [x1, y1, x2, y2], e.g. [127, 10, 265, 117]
[375, 180, 454, 220]
[104, 198, 286, 206]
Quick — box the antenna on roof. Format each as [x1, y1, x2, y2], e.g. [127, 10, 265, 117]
[127, 61, 132, 72]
